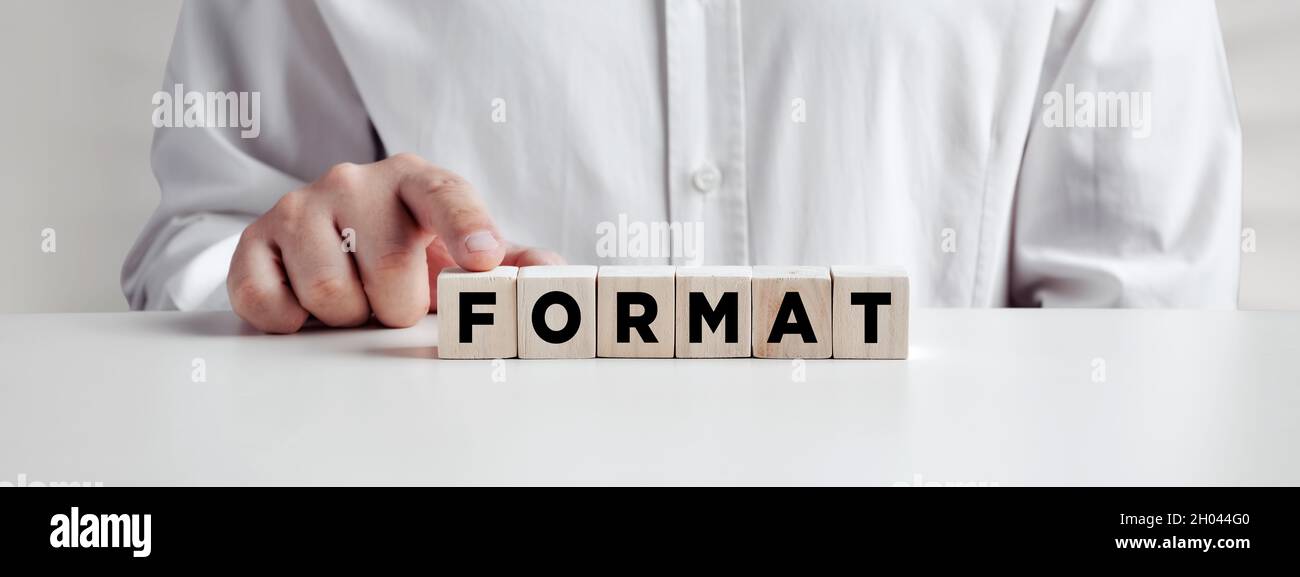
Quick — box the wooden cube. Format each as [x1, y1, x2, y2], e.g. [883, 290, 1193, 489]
[517, 266, 597, 359]
[831, 266, 909, 359]
[436, 266, 518, 359]
[674, 266, 752, 358]
[751, 266, 832, 359]
[597, 266, 675, 358]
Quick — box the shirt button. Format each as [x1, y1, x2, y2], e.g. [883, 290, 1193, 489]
[691, 163, 722, 193]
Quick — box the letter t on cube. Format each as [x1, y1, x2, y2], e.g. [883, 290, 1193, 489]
[437, 266, 518, 359]
[831, 265, 909, 359]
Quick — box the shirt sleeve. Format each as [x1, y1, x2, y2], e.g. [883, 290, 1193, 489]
[122, 0, 378, 310]
[1010, 0, 1242, 308]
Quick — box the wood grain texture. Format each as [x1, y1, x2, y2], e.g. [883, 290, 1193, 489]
[831, 265, 909, 359]
[751, 266, 832, 359]
[517, 266, 597, 359]
[674, 266, 752, 358]
[597, 266, 675, 358]
[436, 266, 518, 359]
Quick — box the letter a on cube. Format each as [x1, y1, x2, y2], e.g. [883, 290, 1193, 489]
[752, 266, 832, 359]
[597, 266, 675, 358]
[675, 266, 752, 358]
[518, 266, 597, 359]
[437, 266, 518, 359]
[831, 265, 909, 359]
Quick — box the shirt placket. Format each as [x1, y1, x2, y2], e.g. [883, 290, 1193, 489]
[664, 0, 749, 266]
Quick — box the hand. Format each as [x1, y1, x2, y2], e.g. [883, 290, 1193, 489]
[227, 153, 563, 333]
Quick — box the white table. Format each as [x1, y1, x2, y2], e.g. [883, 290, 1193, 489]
[1, 310, 1297, 485]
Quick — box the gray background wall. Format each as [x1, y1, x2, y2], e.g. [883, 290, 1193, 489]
[1, 0, 1296, 313]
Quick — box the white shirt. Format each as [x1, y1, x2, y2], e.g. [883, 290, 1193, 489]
[124, 0, 1241, 311]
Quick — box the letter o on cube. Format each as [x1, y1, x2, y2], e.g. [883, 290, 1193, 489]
[517, 266, 597, 359]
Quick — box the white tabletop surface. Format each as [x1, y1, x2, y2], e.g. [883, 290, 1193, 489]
[1, 309, 1297, 486]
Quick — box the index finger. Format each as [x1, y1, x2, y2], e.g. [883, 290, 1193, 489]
[387, 155, 505, 272]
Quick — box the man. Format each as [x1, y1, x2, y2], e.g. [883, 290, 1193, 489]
[124, 0, 1241, 333]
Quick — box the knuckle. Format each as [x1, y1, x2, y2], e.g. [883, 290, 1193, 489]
[388, 152, 427, 170]
[228, 275, 274, 314]
[269, 195, 320, 239]
[278, 213, 306, 239]
[372, 248, 419, 275]
[407, 165, 469, 201]
[318, 162, 365, 191]
[237, 223, 260, 245]
[427, 169, 470, 195]
[301, 274, 352, 305]
[272, 189, 309, 221]
[445, 205, 484, 226]
[227, 273, 306, 334]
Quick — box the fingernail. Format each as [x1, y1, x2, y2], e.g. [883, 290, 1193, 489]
[464, 231, 499, 253]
